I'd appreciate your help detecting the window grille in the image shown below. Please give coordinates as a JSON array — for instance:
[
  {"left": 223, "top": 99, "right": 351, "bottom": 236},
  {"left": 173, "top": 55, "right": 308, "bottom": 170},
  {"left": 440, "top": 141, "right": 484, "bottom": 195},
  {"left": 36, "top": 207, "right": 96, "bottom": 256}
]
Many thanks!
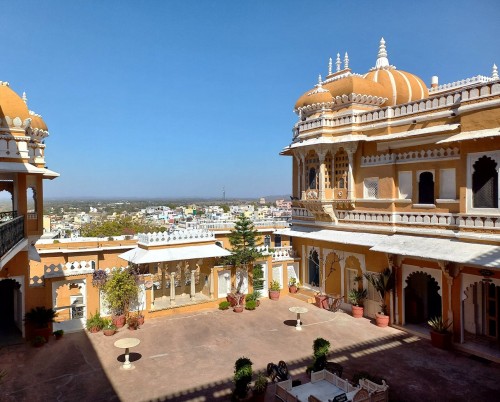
[{"left": 364, "top": 178, "right": 379, "bottom": 199}]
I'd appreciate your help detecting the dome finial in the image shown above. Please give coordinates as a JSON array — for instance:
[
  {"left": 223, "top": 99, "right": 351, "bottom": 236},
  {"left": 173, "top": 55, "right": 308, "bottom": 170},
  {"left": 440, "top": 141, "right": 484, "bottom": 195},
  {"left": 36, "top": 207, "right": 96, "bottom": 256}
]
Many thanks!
[
  {"left": 22, "top": 91, "right": 28, "bottom": 105},
  {"left": 375, "top": 37, "right": 389, "bottom": 69},
  {"left": 493, "top": 63, "right": 499, "bottom": 80},
  {"left": 328, "top": 57, "right": 333, "bottom": 75},
  {"left": 344, "top": 52, "right": 349, "bottom": 69},
  {"left": 317, "top": 74, "right": 323, "bottom": 87},
  {"left": 336, "top": 53, "right": 341, "bottom": 72}
]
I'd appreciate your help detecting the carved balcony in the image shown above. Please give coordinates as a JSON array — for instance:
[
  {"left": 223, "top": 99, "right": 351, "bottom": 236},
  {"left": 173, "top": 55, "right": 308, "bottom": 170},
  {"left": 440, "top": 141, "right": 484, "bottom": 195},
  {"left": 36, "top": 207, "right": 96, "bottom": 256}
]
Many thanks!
[
  {"left": 0, "top": 212, "right": 25, "bottom": 258},
  {"left": 299, "top": 191, "right": 355, "bottom": 222}
]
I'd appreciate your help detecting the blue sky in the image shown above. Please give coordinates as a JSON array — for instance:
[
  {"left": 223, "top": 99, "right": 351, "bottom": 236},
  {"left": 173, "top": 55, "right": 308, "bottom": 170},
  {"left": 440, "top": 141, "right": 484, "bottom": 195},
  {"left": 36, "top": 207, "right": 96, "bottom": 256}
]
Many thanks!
[{"left": 2, "top": 0, "right": 499, "bottom": 199}]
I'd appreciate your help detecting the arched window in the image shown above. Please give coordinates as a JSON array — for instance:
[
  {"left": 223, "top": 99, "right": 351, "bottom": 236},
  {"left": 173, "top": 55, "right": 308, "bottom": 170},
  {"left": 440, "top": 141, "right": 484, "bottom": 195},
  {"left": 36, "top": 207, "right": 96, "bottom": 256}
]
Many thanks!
[
  {"left": 308, "top": 168, "right": 317, "bottom": 190},
  {"left": 418, "top": 172, "right": 434, "bottom": 204},
  {"left": 274, "top": 234, "right": 282, "bottom": 248},
  {"left": 473, "top": 156, "right": 498, "bottom": 208},
  {"left": 264, "top": 235, "right": 271, "bottom": 248}
]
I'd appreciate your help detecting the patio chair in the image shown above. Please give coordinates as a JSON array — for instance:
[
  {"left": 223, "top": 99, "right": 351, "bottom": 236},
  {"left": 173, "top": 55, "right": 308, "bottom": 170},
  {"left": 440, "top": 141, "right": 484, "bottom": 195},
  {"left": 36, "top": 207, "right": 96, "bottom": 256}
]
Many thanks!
[{"left": 267, "top": 360, "right": 290, "bottom": 382}]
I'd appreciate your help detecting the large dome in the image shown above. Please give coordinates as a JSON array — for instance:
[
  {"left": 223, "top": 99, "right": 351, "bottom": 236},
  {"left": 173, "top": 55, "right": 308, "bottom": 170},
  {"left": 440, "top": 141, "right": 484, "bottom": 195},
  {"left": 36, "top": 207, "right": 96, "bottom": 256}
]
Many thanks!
[
  {"left": 0, "top": 82, "right": 30, "bottom": 122},
  {"left": 323, "top": 75, "right": 388, "bottom": 101}
]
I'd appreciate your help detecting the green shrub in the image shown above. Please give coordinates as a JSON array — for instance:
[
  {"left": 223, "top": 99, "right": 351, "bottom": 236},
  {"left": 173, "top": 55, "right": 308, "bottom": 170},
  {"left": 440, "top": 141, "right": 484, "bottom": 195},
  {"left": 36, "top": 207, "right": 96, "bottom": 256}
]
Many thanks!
[
  {"left": 219, "top": 301, "right": 231, "bottom": 310},
  {"left": 312, "top": 337, "right": 331, "bottom": 372},
  {"left": 245, "top": 300, "right": 256, "bottom": 310},
  {"left": 233, "top": 357, "right": 253, "bottom": 400},
  {"left": 270, "top": 280, "right": 281, "bottom": 291},
  {"left": 86, "top": 311, "right": 105, "bottom": 331}
]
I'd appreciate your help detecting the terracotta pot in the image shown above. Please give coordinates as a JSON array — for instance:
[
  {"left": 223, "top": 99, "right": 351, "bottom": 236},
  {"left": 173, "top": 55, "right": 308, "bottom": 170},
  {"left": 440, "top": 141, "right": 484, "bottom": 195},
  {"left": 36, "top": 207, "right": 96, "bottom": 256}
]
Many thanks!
[
  {"left": 351, "top": 305, "right": 364, "bottom": 318},
  {"left": 89, "top": 327, "right": 101, "bottom": 333},
  {"left": 233, "top": 305, "right": 244, "bottom": 313},
  {"left": 138, "top": 316, "right": 145, "bottom": 326},
  {"left": 34, "top": 327, "right": 52, "bottom": 342},
  {"left": 289, "top": 285, "right": 298, "bottom": 294},
  {"left": 375, "top": 312, "right": 390, "bottom": 327},
  {"left": 103, "top": 329, "right": 116, "bottom": 336},
  {"left": 269, "top": 290, "right": 280, "bottom": 301},
  {"left": 128, "top": 325, "right": 138, "bottom": 331},
  {"left": 256, "top": 300, "right": 260, "bottom": 307},
  {"left": 430, "top": 330, "right": 452, "bottom": 350},
  {"left": 112, "top": 315, "right": 126, "bottom": 328},
  {"left": 315, "top": 295, "right": 328, "bottom": 309}
]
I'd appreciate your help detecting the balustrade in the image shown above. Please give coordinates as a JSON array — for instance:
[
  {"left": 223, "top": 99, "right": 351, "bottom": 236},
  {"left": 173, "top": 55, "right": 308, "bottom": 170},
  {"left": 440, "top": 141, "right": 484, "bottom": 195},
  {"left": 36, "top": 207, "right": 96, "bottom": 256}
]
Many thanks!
[{"left": 0, "top": 215, "right": 24, "bottom": 258}]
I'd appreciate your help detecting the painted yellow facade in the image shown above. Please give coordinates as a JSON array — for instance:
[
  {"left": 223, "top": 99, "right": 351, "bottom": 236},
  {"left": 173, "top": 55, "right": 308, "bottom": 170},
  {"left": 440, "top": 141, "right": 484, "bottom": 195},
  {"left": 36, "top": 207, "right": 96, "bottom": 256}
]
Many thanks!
[{"left": 280, "top": 38, "right": 500, "bottom": 359}]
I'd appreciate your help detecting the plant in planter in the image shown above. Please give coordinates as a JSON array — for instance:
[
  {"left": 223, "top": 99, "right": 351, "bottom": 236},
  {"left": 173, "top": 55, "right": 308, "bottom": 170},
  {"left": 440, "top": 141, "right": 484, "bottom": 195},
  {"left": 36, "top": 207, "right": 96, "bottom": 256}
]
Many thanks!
[
  {"left": 31, "top": 335, "right": 46, "bottom": 348},
  {"left": 288, "top": 277, "right": 299, "bottom": 294},
  {"left": 269, "top": 280, "right": 281, "bottom": 300},
  {"left": 24, "top": 306, "right": 58, "bottom": 342},
  {"left": 102, "top": 319, "right": 117, "bottom": 336},
  {"left": 363, "top": 268, "right": 395, "bottom": 327},
  {"left": 306, "top": 337, "right": 331, "bottom": 375},
  {"left": 252, "top": 373, "right": 268, "bottom": 401},
  {"left": 245, "top": 300, "right": 256, "bottom": 310},
  {"left": 102, "top": 267, "right": 140, "bottom": 327},
  {"left": 219, "top": 301, "right": 231, "bottom": 310},
  {"left": 53, "top": 329, "right": 64, "bottom": 340},
  {"left": 347, "top": 276, "right": 367, "bottom": 318},
  {"left": 127, "top": 315, "right": 140, "bottom": 330},
  {"left": 232, "top": 356, "right": 253, "bottom": 401},
  {"left": 86, "top": 311, "right": 105, "bottom": 333},
  {"left": 428, "top": 316, "right": 452, "bottom": 350},
  {"left": 245, "top": 290, "right": 261, "bottom": 307}
]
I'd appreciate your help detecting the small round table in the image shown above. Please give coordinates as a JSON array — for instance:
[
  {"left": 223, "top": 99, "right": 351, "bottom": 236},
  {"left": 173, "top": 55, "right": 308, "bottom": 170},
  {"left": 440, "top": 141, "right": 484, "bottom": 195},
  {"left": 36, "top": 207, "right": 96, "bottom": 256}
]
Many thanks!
[
  {"left": 289, "top": 306, "right": 308, "bottom": 330},
  {"left": 114, "top": 337, "right": 140, "bottom": 370}
]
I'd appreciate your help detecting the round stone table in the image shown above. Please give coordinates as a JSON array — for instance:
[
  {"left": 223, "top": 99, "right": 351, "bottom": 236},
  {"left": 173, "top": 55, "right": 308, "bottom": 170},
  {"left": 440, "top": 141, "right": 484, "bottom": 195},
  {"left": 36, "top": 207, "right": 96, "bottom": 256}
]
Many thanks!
[
  {"left": 289, "top": 306, "right": 308, "bottom": 330},
  {"left": 114, "top": 337, "right": 140, "bottom": 370}
]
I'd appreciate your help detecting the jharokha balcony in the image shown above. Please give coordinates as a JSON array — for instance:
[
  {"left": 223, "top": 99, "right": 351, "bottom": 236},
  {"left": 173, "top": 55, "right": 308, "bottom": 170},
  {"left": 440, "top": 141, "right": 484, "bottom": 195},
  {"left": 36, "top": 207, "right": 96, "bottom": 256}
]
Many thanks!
[{"left": 0, "top": 211, "right": 25, "bottom": 259}]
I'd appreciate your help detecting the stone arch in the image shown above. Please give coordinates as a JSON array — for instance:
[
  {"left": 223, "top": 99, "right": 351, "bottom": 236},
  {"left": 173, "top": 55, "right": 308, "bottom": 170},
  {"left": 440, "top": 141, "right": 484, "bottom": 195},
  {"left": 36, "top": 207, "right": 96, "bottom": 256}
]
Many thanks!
[
  {"left": 0, "top": 275, "right": 25, "bottom": 338},
  {"left": 463, "top": 280, "right": 500, "bottom": 340},
  {"left": 324, "top": 251, "right": 342, "bottom": 295},
  {"left": 404, "top": 271, "right": 442, "bottom": 324},
  {"left": 0, "top": 181, "right": 14, "bottom": 211},
  {"left": 26, "top": 186, "right": 36, "bottom": 213},
  {"left": 52, "top": 279, "right": 87, "bottom": 332},
  {"left": 308, "top": 248, "right": 320, "bottom": 287}
]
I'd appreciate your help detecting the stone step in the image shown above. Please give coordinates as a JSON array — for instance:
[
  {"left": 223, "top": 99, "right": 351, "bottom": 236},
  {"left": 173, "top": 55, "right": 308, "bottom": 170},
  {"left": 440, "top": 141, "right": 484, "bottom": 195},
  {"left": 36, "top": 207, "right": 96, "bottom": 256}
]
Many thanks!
[{"left": 288, "top": 288, "right": 316, "bottom": 304}]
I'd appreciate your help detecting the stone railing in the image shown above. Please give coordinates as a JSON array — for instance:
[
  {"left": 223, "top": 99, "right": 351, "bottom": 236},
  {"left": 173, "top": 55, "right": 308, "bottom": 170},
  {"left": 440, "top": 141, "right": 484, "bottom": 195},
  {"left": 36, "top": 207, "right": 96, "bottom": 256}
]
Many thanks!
[
  {"left": 337, "top": 210, "right": 500, "bottom": 229},
  {"left": 361, "top": 147, "right": 460, "bottom": 167},
  {"left": 272, "top": 246, "right": 296, "bottom": 260},
  {"left": 138, "top": 229, "right": 215, "bottom": 245},
  {"left": 198, "top": 220, "right": 289, "bottom": 231},
  {"left": 429, "top": 75, "right": 495, "bottom": 93},
  {"left": 44, "top": 260, "right": 96, "bottom": 278},
  {"left": 295, "top": 80, "right": 500, "bottom": 135},
  {"left": 27, "top": 212, "right": 38, "bottom": 220},
  {"left": 292, "top": 207, "right": 314, "bottom": 218}
]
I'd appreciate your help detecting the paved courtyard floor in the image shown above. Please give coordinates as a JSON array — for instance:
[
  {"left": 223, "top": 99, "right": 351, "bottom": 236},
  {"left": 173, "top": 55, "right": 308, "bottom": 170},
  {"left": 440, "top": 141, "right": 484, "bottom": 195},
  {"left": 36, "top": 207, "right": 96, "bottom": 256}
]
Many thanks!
[{"left": 1, "top": 296, "right": 499, "bottom": 401}]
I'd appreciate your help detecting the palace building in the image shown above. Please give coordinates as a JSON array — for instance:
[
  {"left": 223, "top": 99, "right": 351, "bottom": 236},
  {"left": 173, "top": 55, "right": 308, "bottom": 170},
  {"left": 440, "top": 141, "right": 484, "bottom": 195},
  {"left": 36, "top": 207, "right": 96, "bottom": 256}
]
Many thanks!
[
  {"left": 0, "top": 80, "right": 59, "bottom": 338},
  {"left": 279, "top": 38, "right": 500, "bottom": 360}
]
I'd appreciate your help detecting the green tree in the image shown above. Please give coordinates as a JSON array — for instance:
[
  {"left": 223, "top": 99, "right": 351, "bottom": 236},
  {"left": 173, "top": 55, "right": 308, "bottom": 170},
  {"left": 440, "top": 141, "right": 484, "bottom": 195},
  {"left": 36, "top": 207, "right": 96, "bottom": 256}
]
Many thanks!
[
  {"left": 102, "top": 268, "right": 139, "bottom": 316},
  {"left": 81, "top": 217, "right": 167, "bottom": 237},
  {"left": 220, "top": 204, "right": 230, "bottom": 213},
  {"left": 224, "top": 215, "right": 263, "bottom": 289}
]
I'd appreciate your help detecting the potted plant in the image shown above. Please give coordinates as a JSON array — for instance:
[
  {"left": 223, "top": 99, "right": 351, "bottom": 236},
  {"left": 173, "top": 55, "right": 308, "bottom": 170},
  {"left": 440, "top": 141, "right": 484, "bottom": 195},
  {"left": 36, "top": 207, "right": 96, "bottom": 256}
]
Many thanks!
[
  {"left": 245, "top": 300, "right": 256, "bottom": 310},
  {"left": 86, "top": 311, "right": 104, "bottom": 333},
  {"left": 53, "top": 329, "right": 64, "bottom": 340},
  {"left": 219, "top": 301, "right": 231, "bottom": 310},
  {"left": 232, "top": 356, "right": 253, "bottom": 401},
  {"left": 252, "top": 373, "right": 268, "bottom": 401},
  {"left": 31, "top": 335, "right": 46, "bottom": 348},
  {"left": 364, "top": 268, "right": 395, "bottom": 327},
  {"left": 245, "top": 290, "right": 261, "bottom": 307},
  {"left": 347, "top": 275, "right": 367, "bottom": 318},
  {"left": 269, "top": 280, "right": 281, "bottom": 301},
  {"left": 127, "top": 315, "right": 140, "bottom": 330},
  {"left": 306, "top": 337, "right": 331, "bottom": 375},
  {"left": 102, "top": 267, "right": 140, "bottom": 328},
  {"left": 428, "top": 316, "right": 452, "bottom": 350},
  {"left": 137, "top": 311, "right": 145, "bottom": 326},
  {"left": 288, "top": 277, "right": 299, "bottom": 294},
  {"left": 102, "top": 319, "right": 117, "bottom": 336},
  {"left": 24, "top": 306, "right": 57, "bottom": 342}
]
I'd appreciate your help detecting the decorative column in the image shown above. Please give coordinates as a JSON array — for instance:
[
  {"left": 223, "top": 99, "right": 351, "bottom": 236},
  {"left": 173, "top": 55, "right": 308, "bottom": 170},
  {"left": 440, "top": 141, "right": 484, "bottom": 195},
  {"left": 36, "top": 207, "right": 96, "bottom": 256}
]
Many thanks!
[
  {"left": 345, "top": 143, "right": 358, "bottom": 200},
  {"left": 317, "top": 147, "right": 327, "bottom": 200},
  {"left": 301, "top": 244, "right": 306, "bottom": 286},
  {"left": 209, "top": 267, "right": 215, "bottom": 299},
  {"left": 300, "top": 152, "right": 306, "bottom": 199},
  {"left": 170, "top": 272, "right": 176, "bottom": 306},
  {"left": 161, "top": 262, "right": 167, "bottom": 299},
  {"left": 387, "top": 254, "right": 399, "bottom": 324},
  {"left": 293, "top": 153, "right": 301, "bottom": 198},
  {"left": 190, "top": 270, "right": 196, "bottom": 300}
]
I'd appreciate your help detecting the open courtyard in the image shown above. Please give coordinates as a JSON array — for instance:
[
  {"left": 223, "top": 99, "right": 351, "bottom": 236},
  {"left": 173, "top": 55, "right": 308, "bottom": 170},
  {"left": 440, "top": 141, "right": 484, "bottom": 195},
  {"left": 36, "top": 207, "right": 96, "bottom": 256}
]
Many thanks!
[{"left": 1, "top": 296, "right": 499, "bottom": 401}]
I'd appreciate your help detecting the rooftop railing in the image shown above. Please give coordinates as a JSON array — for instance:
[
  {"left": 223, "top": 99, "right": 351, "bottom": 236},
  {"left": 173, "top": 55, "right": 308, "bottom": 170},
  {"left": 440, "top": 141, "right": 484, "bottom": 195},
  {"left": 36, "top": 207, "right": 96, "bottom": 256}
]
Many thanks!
[{"left": 0, "top": 212, "right": 25, "bottom": 258}]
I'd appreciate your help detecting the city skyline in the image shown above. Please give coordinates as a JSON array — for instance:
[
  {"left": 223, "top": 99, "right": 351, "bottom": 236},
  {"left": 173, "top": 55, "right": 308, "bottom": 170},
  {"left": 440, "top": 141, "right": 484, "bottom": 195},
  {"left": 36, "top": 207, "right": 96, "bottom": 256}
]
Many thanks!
[{"left": 1, "top": 0, "right": 499, "bottom": 199}]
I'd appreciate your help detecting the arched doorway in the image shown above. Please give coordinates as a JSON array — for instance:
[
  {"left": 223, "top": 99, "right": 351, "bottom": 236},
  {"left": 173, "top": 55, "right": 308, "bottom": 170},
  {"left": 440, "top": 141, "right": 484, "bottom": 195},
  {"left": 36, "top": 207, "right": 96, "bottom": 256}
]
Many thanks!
[
  {"left": 404, "top": 272, "right": 441, "bottom": 324},
  {"left": 463, "top": 281, "right": 500, "bottom": 342},
  {"left": 308, "top": 250, "right": 320, "bottom": 287},
  {"left": 0, "top": 278, "right": 23, "bottom": 344}
]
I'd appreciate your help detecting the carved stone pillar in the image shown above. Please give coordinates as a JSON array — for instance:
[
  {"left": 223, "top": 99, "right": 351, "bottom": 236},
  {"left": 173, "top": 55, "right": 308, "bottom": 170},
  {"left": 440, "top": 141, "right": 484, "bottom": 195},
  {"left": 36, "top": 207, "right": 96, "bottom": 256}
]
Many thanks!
[
  {"left": 210, "top": 267, "right": 215, "bottom": 299},
  {"left": 317, "top": 147, "right": 327, "bottom": 201},
  {"left": 190, "top": 270, "right": 196, "bottom": 300},
  {"left": 387, "top": 254, "right": 399, "bottom": 324},
  {"left": 293, "top": 153, "right": 301, "bottom": 198},
  {"left": 345, "top": 144, "right": 358, "bottom": 200},
  {"left": 170, "top": 272, "right": 176, "bottom": 305},
  {"left": 161, "top": 262, "right": 167, "bottom": 299},
  {"left": 300, "top": 153, "right": 306, "bottom": 199}
]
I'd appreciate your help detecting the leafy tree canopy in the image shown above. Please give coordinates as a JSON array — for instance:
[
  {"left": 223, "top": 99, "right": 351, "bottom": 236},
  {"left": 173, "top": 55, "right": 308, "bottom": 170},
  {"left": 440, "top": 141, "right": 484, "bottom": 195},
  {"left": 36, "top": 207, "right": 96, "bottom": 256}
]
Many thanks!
[{"left": 81, "top": 217, "right": 167, "bottom": 237}]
